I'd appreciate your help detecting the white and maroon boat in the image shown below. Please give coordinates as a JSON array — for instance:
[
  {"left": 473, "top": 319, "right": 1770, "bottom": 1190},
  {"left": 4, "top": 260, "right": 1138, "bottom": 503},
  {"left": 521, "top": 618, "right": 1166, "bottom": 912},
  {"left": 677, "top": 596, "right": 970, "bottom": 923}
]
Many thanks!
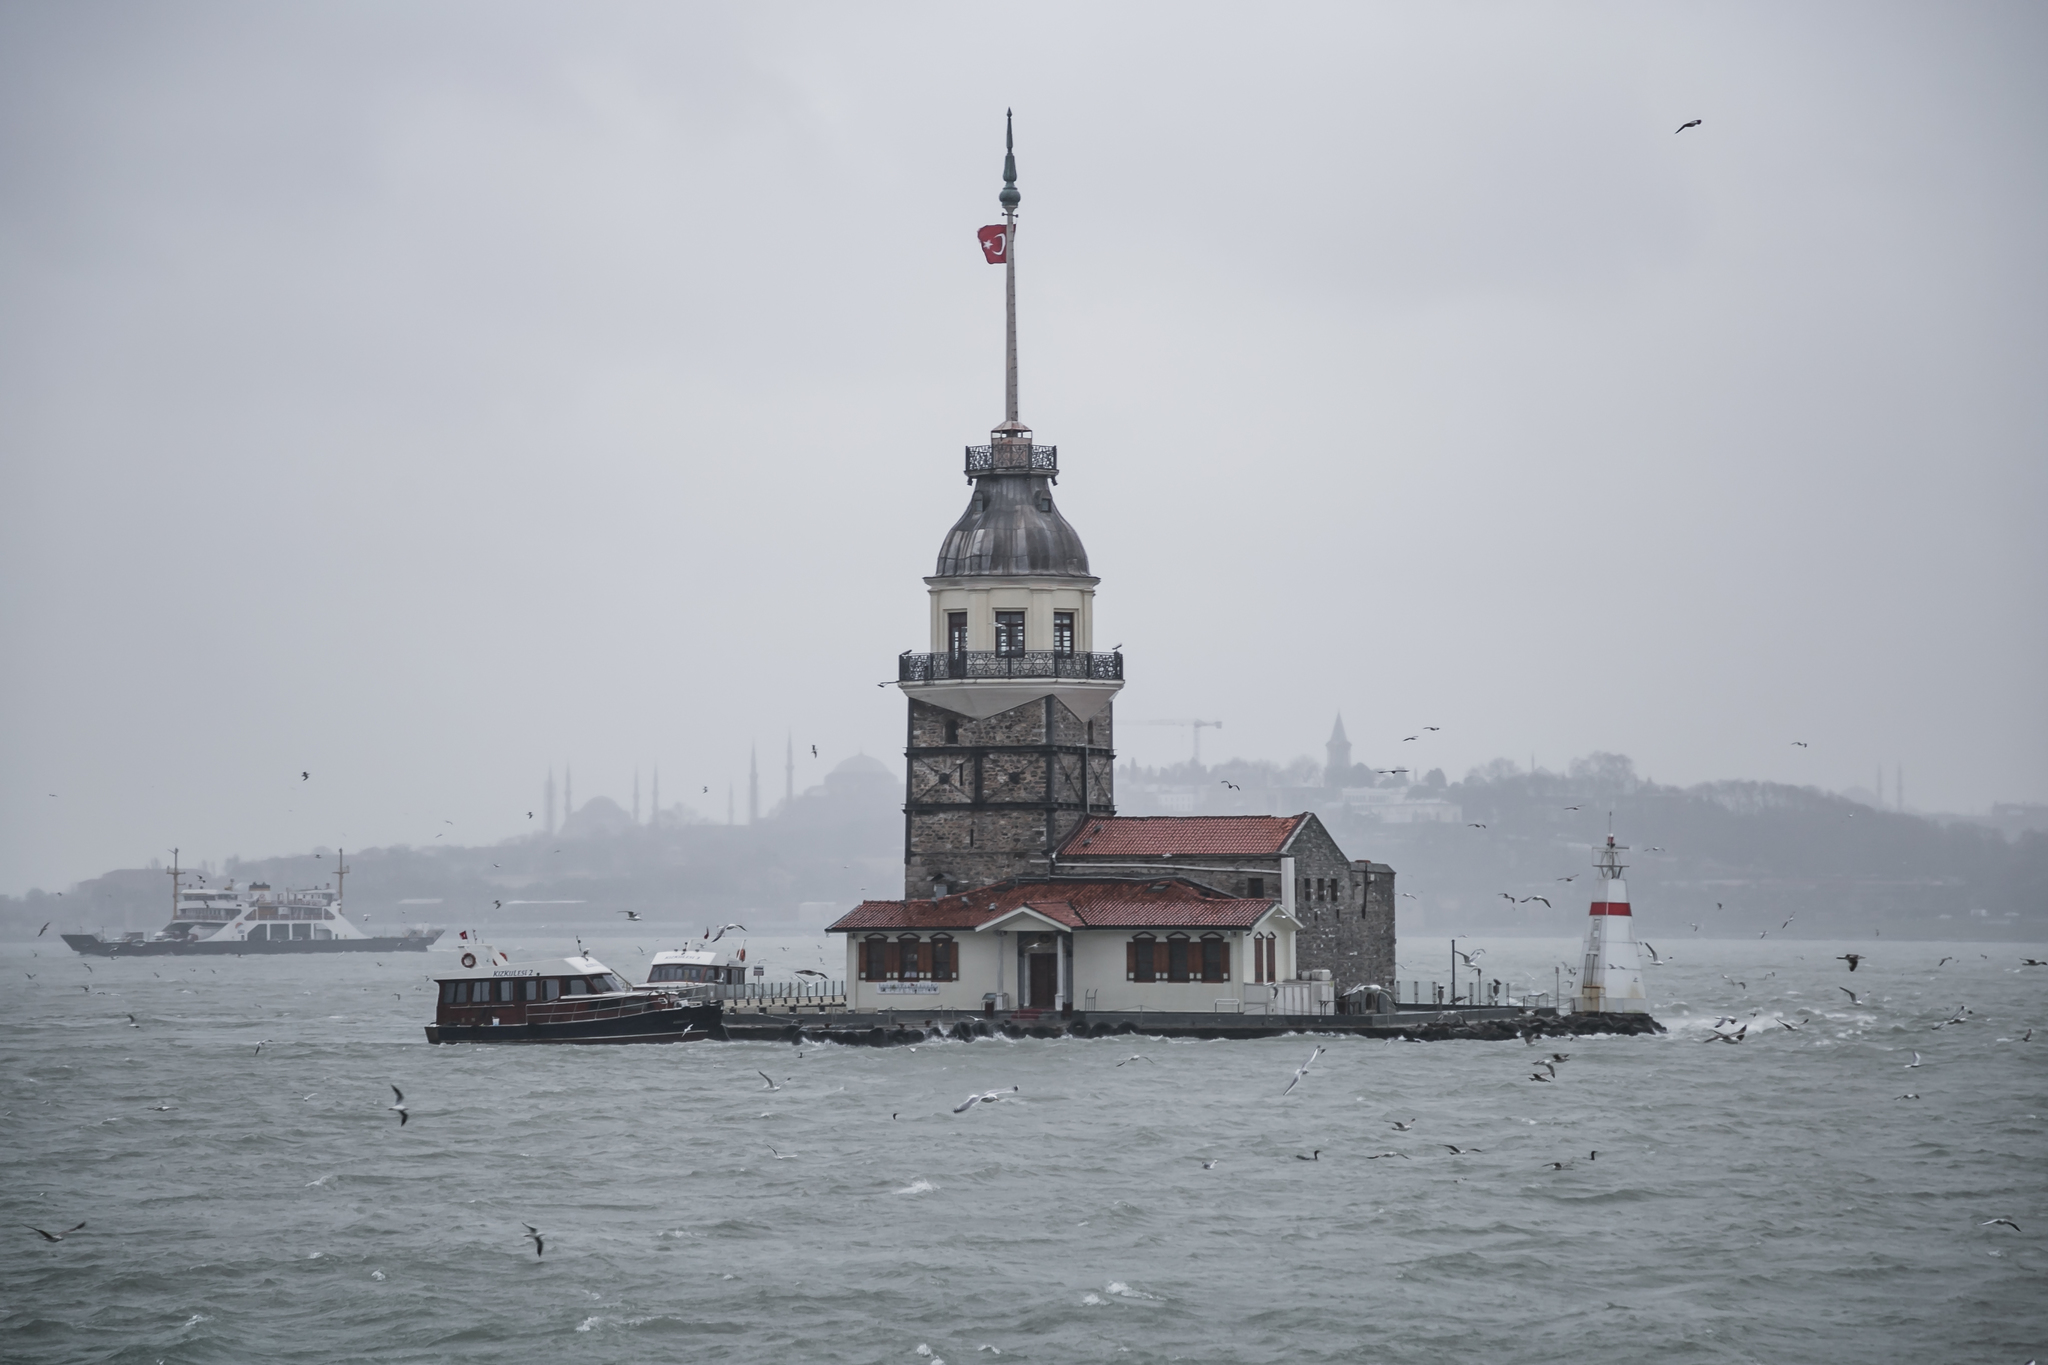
[{"left": 425, "top": 935, "right": 720, "bottom": 1045}]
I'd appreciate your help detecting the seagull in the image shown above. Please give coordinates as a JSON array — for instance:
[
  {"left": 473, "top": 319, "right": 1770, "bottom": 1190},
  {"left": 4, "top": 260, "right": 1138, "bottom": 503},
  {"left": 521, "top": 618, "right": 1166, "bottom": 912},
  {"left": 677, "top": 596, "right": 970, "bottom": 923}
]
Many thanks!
[
  {"left": 757, "top": 1072, "right": 782, "bottom": 1092},
  {"left": 37, "top": 922, "right": 49, "bottom": 937},
  {"left": 1221, "top": 780, "right": 1239, "bottom": 790},
  {"left": 1115, "top": 1055, "right": 1153, "bottom": 1066},
  {"left": 1838, "top": 953, "right": 1863, "bottom": 971},
  {"left": 1675, "top": 118, "right": 1702, "bottom": 133},
  {"left": 25, "top": 1222, "right": 86, "bottom": 1242},
  {"left": 523, "top": 1224, "right": 544, "bottom": 1257},
  {"left": 1529, "top": 1071, "right": 1554, "bottom": 1082},
  {"left": 1200, "top": 1160, "right": 1220, "bottom": 1170},
  {"left": 794, "top": 969, "right": 827, "bottom": 979},
  {"left": 1400, "top": 892, "right": 1418, "bottom": 899},
  {"left": 1895, "top": 1093, "right": 1920, "bottom": 1100},
  {"left": 1442, "top": 1144, "right": 1481, "bottom": 1154},
  {"left": 1839, "top": 987, "right": 1861, "bottom": 1005},
  {"left": 1979, "top": 1218, "right": 2021, "bottom": 1231},
  {"left": 1557, "top": 875, "right": 1578, "bottom": 883},
  {"left": 1389, "top": 1120, "right": 1415, "bottom": 1131},
  {"left": 707, "top": 923, "right": 748, "bottom": 942},
  {"left": 1282, "top": 1046, "right": 1325, "bottom": 1096},
  {"left": 1544, "top": 1161, "right": 1572, "bottom": 1170},
  {"left": 1704, "top": 1025, "right": 1747, "bottom": 1044},
  {"left": 1453, "top": 948, "right": 1484, "bottom": 967},
  {"left": 301, "top": 771, "right": 309, "bottom": 780},
  {"left": 493, "top": 900, "right": 502, "bottom": 910},
  {"left": 1791, "top": 741, "right": 1808, "bottom": 748},
  {"left": 1294, "top": 1150, "right": 1321, "bottom": 1161},
  {"left": 385, "top": 1086, "right": 411, "bottom": 1125},
  {"left": 1467, "top": 823, "right": 1488, "bottom": 829},
  {"left": 1550, "top": 1053, "right": 1571, "bottom": 1063},
  {"left": 1903, "top": 1051, "right": 1925, "bottom": 1068},
  {"left": 811, "top": 745, "right": 818, "bottom": 758},
  {"left": 1521, "top": 896, "right": 1551, "bottom": 908},
  {"left": 1403, "top": 735, "right": 1419, "bottom": 742},
  {"left": 1424, "top": 726, "right": 1441, "bottom": 732},
  {"left": 1498, "top": 893, "right": 1517, "bottom": 902},
  {"left": 1642, "top": 942, "right": 1663, "bottom": 965},
  {"left": 2021, "top": 959, "right": 2045, "bottom": 967},
  {"left": 1778, "top": 1018, "right": 1805, "bottom": 1031},
  {"left": 952, "top": 1086, "right": 1018, "bottom": 1113},
  {"left": 1364, "top": 1151, "right": 1409, "bottom": 1160},
  {"left": 1563, "top": 806, "right": 1581, "bottom": 812},
  {"left": 125, "top": 1014, "right": 139, "bottom": 1028},
  {"left": 619, "top": 911, "right": 642, "bottom": 921}
]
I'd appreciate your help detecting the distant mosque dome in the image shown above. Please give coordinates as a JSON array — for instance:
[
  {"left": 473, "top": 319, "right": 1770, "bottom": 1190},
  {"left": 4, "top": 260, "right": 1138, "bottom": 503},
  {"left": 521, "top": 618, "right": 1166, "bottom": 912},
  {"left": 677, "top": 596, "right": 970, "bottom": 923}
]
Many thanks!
[
  {"left": 826, "top": 753, "right": 895, "bottom": 791},
  {"left": 561, "top": 794, "right": 635, "bottom": 837}
]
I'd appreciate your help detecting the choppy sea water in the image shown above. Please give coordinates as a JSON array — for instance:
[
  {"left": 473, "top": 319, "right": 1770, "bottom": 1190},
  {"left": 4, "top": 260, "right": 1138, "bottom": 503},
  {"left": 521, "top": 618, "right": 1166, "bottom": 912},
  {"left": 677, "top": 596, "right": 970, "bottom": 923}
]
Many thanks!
[{"left": 3, "top": 933, "right": 2043, "bottom": 1365}]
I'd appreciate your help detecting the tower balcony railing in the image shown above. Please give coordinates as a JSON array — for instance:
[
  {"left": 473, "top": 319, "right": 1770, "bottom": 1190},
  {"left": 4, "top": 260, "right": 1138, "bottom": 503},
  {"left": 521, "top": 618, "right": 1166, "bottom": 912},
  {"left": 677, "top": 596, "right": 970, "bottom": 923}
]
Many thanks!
[
  {"left": 899, "top": 650, "right": 1123, "bottom": 683},
  {"left": 964, "top": 443, "right": 1058, "bottom": 477}
]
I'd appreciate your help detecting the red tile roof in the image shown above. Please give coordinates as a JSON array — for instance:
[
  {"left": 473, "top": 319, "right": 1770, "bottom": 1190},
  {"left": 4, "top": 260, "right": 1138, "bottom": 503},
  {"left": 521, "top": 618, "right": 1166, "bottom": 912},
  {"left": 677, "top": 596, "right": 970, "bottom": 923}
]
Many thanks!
[
  {"left": 1056, "top": 815, "right": 1306, "bottom": 858},
  {"left": 827, "top": 877, "right": 1280, "bottom": 933}
]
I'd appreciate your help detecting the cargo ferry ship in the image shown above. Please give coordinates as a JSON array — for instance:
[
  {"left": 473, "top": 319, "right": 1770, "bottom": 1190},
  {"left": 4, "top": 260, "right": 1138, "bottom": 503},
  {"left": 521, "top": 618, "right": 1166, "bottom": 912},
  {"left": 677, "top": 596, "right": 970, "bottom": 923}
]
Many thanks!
[{"left": 63, "top": 849, "right": 440, "bottom": 957}]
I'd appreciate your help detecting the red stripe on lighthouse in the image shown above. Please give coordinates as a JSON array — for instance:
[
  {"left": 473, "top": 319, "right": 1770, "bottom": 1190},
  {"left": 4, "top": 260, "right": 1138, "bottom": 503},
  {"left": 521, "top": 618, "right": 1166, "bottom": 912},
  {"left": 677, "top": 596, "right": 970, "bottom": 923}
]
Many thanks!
[{"left": 1588, "top": 902, "right": 1632, "bottom": 916}]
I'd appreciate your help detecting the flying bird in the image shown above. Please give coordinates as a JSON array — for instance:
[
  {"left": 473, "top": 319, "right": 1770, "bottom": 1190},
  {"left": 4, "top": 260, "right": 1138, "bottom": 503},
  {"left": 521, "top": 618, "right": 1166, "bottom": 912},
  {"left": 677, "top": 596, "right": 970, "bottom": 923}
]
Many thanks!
[
  {"left": 811, "top": 745, "right": 818, "bottom": 757},
  {"left": 1423, "top": 726, "right": 1440, "bottom": 731},
  {"left": 758, "top": 1072, "right": 782, "bottom": 1092},
  {"left": 389, "top": 1085, "right": 409, "bottom": 1125},
  {"left": 1400, "top": 892, "right": 1418, "bottom": 899},
  {"left": 707, "top": 923, "right": 748, "bottom": 942},
  {"left": 1791, "top": 741, "right": 1809, "bottom": 748},
  {"left": 2021, "top": 959, "right": 2045, "bottom": 967},
  {"left": 1704, "top": 1025, "right": 1747, "bottom": 1044},
  {"left": 25, "top": 1222, "right": 86, "bottom": 1242},
  {"left": 1282, "top": 1046, "right": 1325, "bottom": 1096},
  {"left": 301, "top": 772, "right": 309, "bottom": 780},
  {"left": 1521, "top": 896, "right": 1552, "bottom": 908},
  {"left": 1201, "top": 1160, "right": 1220, "bottom": 1170},
  {"left": 1838, "top": 986, "right": 1861, "bottom": 1005},
  {"left": 1442, "top": 1144, "right": 1481, "bottom": 1155},
  {"left": 523, "top": 1224, "right": 544, "bottom": 1257},
  {"left": 952, "top": 1086, "right": 1018, "bottom": 1114},
  {"left": 1402, "top": 735, "right": 1418, "bottom": 742},
  {"left": 1389, "top": 1120, "right": 1415, "bottom": 1131},
  {"left": 1838, "top": 953, "right": 1863, "bottom": 971},
  {"left": 794, "top": 969, "right": 827, "bottom": 979},
  {"left": 1904, "top": 1052, "right": 1923, "bottom": 1068},
  {"left": 1979, "top": 1218, "right": 2021, "bottom": 1231},
  {"left": 1563, "top": 806, "right": 1581, "bottom": 812},
  {"left": 619, "top": 911, "right": 642, "bottom": 921},
  {"left": 1115, "top": 1055, "right": 1153, "bottom": 1066},
  {"left": 1529, "top": 1071, "right": 1554, "bottom": 1082},
  {"left": 37, "top": 922, "right": 49, "bottom": 937},
  {"left": 1364, "top": 1151, "right": 1409, "bottom": 1160},
  {"left": 1467, "top": 823, "right": 1488, "bottom": 830},
  {"left": 1675, "top": 118, "right": 1702, "bottom": 133},
  {"left": 1220, "top": 780, "right": 1239, "bottom": 790}
]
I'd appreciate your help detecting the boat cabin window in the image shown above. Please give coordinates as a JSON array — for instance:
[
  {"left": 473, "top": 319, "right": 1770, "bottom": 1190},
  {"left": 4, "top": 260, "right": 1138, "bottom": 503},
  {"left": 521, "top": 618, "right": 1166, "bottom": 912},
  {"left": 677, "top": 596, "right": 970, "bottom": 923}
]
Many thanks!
[
  {"left": 543, "top": 978, "right": 560, "bottom": 1001},
  {"left": 521, "top": 979, "right": 539, "bottom": 1001},
  {"left": 440, "top": 981, "right": 459, "bottom": 1004},
  {"left": 567, "top": 977, "right": 589, "bottom": 995},
  {"left": 649, "top": 963, "right": 728, "bottom": 983},
  {"left": 592, "top": 974, "right": 628, "bottom": 993}
]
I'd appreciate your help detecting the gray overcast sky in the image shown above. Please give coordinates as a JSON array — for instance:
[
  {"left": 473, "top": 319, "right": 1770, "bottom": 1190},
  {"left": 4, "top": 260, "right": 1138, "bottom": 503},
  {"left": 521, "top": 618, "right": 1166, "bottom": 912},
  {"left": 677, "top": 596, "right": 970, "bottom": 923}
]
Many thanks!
[{"left": 2, "top": 3, "right": 2043, "bottom": 894}]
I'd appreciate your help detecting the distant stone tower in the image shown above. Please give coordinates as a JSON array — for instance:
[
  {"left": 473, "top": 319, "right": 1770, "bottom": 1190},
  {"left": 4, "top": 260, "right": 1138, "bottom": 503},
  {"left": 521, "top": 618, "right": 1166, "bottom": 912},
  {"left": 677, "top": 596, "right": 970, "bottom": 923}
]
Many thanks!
[
  {"left": 897, "top": 112, "right": 1121, "bottom": 899},
  {"left": 1325, "top": 715, "right": 1352, "bottom": 786}
]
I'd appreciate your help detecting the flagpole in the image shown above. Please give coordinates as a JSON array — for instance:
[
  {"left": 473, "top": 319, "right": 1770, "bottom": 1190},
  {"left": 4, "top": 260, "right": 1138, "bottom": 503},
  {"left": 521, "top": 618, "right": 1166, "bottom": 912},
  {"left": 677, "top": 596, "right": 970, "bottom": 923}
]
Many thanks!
[{"left": 1001, "top": 108, "right": 1020, "bottom": 425}]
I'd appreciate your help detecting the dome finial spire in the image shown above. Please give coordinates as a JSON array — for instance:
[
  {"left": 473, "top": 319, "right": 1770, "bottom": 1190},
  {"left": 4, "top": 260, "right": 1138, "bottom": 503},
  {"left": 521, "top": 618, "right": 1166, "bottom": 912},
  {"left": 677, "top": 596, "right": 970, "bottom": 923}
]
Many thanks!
[{"left": 999, "top": 110, "right": 1020, "bottom": 426}]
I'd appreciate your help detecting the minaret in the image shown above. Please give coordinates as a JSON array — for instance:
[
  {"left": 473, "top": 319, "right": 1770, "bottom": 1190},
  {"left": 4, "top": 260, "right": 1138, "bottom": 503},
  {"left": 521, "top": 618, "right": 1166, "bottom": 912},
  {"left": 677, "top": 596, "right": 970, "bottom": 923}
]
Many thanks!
[
  {"left": 1573, "top": 834, "right": 1650, "bottom": 1014},
  {"left": 544, "top": 767, "right": 557, "bottom": 835},
  {"left": 896, "top": 112, "right": 1121, "bottom": 899},
  {"left": 1325, "top": 715, "right": 1352, "bottom": 785},
  {"left": 748, "top": 745, "right": 759, "bottom": 824}
]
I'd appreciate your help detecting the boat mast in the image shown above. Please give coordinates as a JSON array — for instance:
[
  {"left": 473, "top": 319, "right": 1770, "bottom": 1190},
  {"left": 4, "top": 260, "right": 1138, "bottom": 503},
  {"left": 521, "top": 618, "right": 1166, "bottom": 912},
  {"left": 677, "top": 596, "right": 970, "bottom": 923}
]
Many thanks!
[
  {"left": 334, "top": 847, "right": 349, "bottom": 915},
  {"left": 166, "top": 847, "right": 183, "bottom": 921}
]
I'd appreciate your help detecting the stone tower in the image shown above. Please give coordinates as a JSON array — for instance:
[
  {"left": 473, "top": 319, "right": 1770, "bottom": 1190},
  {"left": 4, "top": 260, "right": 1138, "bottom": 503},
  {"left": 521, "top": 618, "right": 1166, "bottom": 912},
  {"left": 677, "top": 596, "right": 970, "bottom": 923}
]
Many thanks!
[
  {"left": 896, "top": 113, "right": 1121, "bottom": 899},
  {"left": 1325, "top": 715, "right": 1352, "bottom": 786}
]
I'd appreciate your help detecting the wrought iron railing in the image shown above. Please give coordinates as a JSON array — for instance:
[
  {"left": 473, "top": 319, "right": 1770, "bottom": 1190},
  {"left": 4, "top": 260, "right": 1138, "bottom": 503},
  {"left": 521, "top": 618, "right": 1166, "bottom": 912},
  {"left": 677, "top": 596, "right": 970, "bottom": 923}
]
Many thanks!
[
  {"left": 964, "top": 443, "right": 1058, "bottom": 477},
  {"left": 899, "top": 650, "right": 1123, "bottom": 683}
]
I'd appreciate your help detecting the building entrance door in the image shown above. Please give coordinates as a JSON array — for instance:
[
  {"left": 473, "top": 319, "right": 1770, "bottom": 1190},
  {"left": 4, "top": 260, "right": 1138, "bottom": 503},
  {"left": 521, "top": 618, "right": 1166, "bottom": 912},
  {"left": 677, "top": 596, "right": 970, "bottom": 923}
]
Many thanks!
[{"left": 1026, "top": 953, "right": 1058, "bottom": 1009}]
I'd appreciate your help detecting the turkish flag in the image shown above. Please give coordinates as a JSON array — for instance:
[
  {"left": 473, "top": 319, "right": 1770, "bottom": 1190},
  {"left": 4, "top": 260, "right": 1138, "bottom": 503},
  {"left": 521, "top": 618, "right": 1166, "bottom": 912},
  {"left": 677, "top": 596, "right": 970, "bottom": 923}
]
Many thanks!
[{"left": 977, "top": 224, "right": 1009, "bottom": 263}]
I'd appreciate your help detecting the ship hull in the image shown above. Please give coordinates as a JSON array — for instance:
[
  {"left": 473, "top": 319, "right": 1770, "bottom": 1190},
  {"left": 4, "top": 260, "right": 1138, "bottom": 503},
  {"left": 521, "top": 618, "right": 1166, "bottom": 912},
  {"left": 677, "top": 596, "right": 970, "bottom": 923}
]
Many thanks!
[
  {"left": 425, "top": 1003, "right": 721, "bottom": 1046},
  {"left": 63, "top": 932, "right": 442, "bottom": 957}
]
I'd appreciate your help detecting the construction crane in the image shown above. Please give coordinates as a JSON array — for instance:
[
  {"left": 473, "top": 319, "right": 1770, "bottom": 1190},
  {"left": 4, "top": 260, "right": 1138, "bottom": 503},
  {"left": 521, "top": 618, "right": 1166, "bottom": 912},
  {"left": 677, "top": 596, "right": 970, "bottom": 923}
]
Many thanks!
[{"left": 1133, "top": 719, "right": 1223, "bottom": 765}]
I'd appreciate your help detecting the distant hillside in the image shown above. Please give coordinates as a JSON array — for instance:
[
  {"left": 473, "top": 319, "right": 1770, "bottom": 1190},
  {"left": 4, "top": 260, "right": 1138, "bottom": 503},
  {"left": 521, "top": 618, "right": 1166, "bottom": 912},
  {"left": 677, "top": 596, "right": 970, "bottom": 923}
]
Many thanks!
[
  {"left": 8, "top": 751, "right": 2042, "bottom": 942},
  {"left": 1122, "top": 753, "right": 2047, "bottom": 940}
]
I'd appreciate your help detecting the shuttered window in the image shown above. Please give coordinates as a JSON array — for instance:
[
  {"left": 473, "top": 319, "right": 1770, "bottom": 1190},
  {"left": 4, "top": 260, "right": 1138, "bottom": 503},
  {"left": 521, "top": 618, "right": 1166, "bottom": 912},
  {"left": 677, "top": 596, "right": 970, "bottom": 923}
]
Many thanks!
[
  {"left": 862, "top": 935, "right": 890, "bottom": 982},
  {"left": 1128, "top": 934, "right": 1156, "bottom": 982},
  {"left": 1200, "top": 935, "right": 1229, "bottom": 983},
  {"left": 1166, "top": 935, "right": 1191, "bottom": 983},
  {"left": 899, "top": 935, "right": 926, "bottom": 979},
  {"left": 931, "top": 935, "right": 957, "bottom": 982}
]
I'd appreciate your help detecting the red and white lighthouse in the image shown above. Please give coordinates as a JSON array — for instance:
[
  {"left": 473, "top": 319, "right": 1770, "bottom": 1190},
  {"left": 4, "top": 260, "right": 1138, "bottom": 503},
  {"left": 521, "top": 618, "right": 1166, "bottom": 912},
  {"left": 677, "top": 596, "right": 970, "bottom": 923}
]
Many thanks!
[{"left": 1573, "top": 834, "right": 1649, "bottom": 1014}]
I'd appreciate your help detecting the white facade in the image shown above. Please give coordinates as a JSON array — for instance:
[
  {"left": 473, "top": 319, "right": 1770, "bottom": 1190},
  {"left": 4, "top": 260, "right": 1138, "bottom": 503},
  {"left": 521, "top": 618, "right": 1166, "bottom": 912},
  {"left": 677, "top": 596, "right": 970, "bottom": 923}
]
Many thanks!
[{"left": 838, "top": 906, "right": 1309, "bottom": 1014}]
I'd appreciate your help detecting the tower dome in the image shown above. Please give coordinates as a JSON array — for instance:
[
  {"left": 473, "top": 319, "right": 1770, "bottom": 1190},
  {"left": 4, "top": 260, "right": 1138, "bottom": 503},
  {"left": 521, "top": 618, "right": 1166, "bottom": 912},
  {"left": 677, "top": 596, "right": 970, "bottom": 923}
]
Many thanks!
[{"left": 934, "top": 425, "right": 1090, "bottom": 577}]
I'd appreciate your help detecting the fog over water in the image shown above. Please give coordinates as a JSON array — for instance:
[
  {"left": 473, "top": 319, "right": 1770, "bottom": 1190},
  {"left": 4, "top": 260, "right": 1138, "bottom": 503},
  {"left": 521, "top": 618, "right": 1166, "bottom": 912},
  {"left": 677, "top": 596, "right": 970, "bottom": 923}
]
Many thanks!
[
  {"left": 3, "top": 4, "right": 2046, "bottom": 896},
  {"left": 4, "top": 935, "right": 2043, "bottom": 1362}
]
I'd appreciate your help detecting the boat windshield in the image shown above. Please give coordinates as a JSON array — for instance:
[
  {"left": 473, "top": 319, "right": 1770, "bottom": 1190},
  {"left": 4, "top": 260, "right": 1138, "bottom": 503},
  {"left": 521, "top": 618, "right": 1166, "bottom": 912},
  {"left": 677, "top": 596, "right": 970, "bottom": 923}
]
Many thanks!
[{"left": 648, "top": 964, "right": 727, "bottom": 984}]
